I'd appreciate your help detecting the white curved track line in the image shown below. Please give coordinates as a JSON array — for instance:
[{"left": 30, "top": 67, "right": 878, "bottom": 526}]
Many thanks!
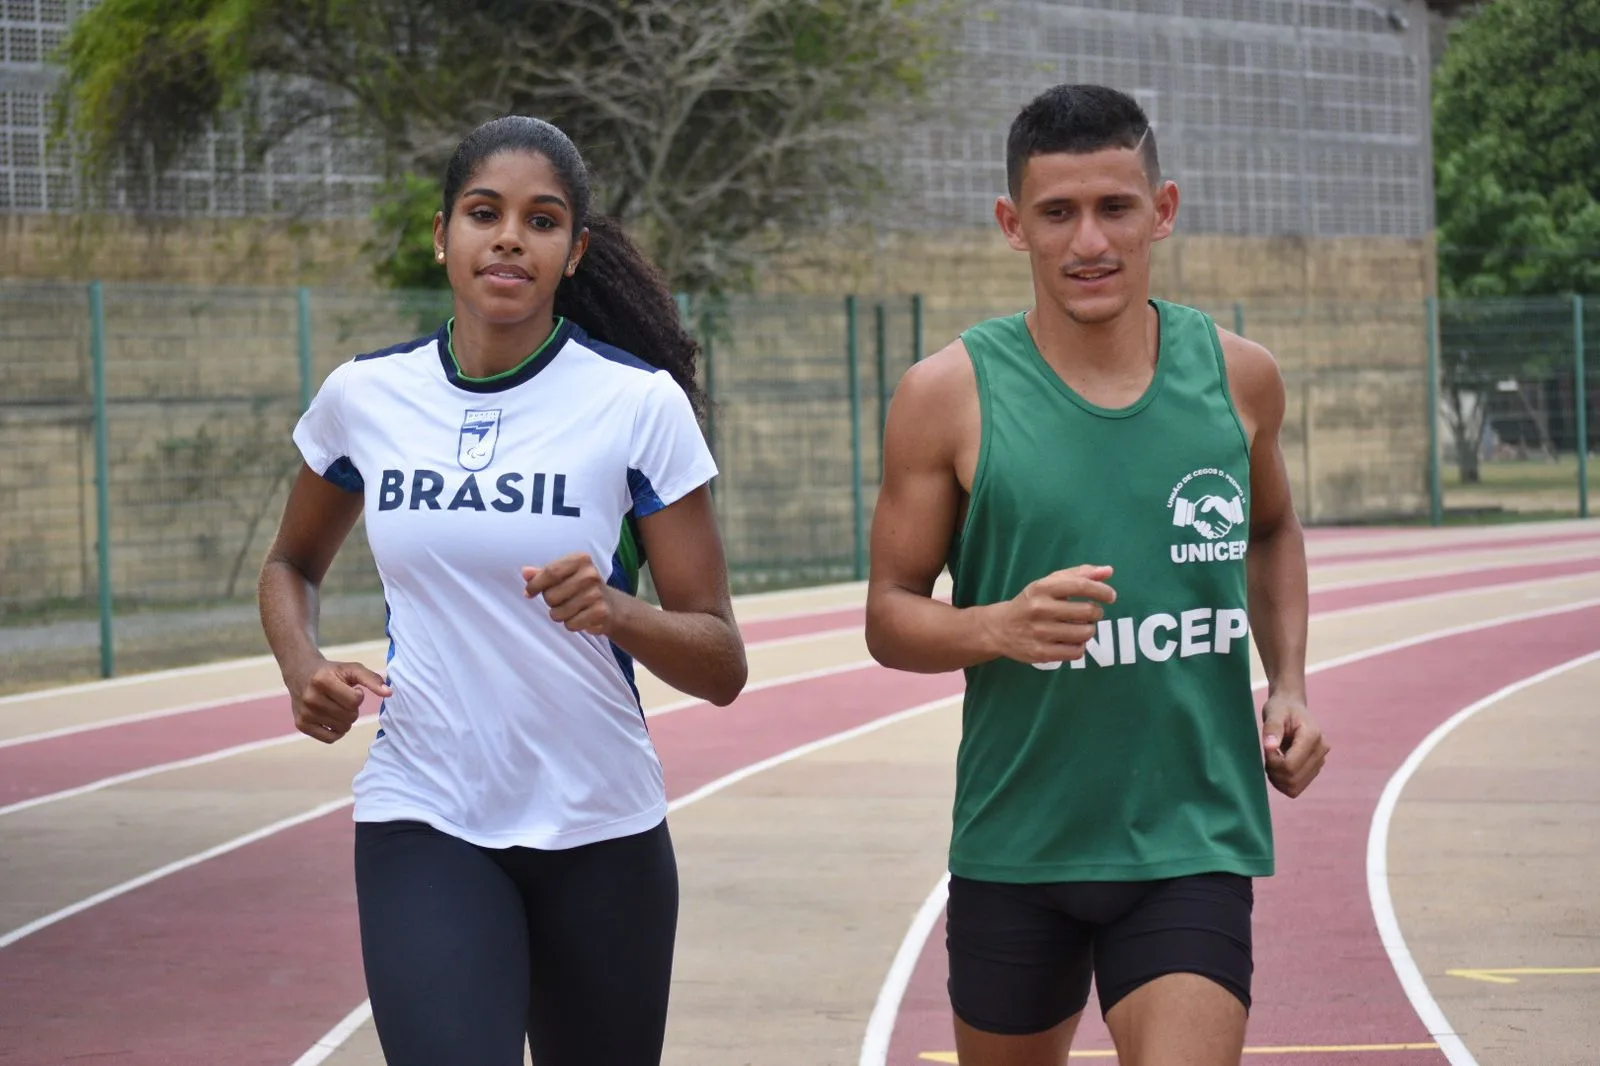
[
  {"left": 859, "top": 873, "right": 950, "bottom": 1066},
  {"left": 24, "top": 567, "right": 1596, "bottom": 819},
  {"left": 856, "top": 596, "right": 1600, "bottom": 1066},
  {"left": 0, "top": 577, "right": 888, "bottom": 710},
  {"left": 0, "top": 797, "right": 354, "bottom": 950},
  {"left": 0, "top": 689, "right": 285, "bottom": 750},
  {"left": 293, "top": 693, "right": 966, "bottom": 1066},
  {"left": 14, "top": 561, "right": 1594, "bottom": 753},
  {"left": 0, "top": 657, "right": 888, "bottom": 820},
  {"left": 1307, "top": 545, "right": 1600, "bottom": 593},
  {"left": 290, "top": 1001, "right": 374, "bottom": 1066},
  {"left": 0, "top": 620, "right": 871, "bottom": 750},
  {"left": 0, "top": 715, "right": 379, "bottom": 819},
  {"left": 1366, "top": 647, "right": 1600, "bottom": 1066}
]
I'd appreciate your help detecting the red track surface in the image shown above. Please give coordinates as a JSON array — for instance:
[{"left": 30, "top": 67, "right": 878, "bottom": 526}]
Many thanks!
[
  {"left": 1, "top": 537, "right": 1595, "bottom": 1064},
  {"left": 1308, "top": 528, "right": 1600, "bottom": 566},
  {"left": 8, "top": 553, "right": 1599, "bottom": 807},
  {"left": 885, "top": 604, "right": 1600, "bottom": 1065},
  {"left": 0, "top": 665, "right": 961, "bottom": 1064}
]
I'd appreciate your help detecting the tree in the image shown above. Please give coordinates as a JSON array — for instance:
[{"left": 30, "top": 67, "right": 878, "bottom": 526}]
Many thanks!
[
  {"left": 1432, "top": 0, "right": 1600, "bottom": 298},
  {"left": 54, "top": 0, "right": 954, "bottom": 293},
  {"left": 1430, "top": 0, "right": 1599, "bottom": 481}
]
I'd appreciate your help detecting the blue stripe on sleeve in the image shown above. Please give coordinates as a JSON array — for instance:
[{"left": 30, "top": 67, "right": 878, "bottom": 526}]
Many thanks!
[
  {"left": 322, "top": 456, "right": 364, "bottom": 493},
  {"left": 627, "top": 467, "right": 666, "bottom": 517}
]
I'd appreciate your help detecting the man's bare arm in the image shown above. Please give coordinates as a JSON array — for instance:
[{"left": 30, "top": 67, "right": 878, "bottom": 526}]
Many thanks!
[
  {"left": 1224, "top": 332, "right": 1327, "bottom": 797},
  {"left": 864, "top": 343, "right": 1114, "bottom": 673},
  {"left": 1226, "top": 334, "right": 1308, "bottom": 703}
]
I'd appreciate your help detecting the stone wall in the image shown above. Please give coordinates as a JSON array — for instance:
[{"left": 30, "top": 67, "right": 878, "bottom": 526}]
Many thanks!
[{"left": 0, "top": 217, "right": 1438, "bottom": 628}]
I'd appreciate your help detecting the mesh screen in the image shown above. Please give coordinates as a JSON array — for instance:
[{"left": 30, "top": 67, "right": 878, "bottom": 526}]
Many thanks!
[{"left": 2, "top": 0, "right": 1431, "bottom": 236}]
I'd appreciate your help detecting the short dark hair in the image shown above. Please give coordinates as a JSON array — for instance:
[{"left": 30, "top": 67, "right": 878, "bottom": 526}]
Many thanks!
[
  {"left": 1005, "top": 84, "right": 1161, "bottom": 199},
  {"left": 439, "top": 116, "right": 704, "bottom": 414}
]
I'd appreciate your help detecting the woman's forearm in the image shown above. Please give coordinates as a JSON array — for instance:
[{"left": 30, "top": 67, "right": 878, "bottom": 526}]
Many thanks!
[
  {"left": 606, "top": 593, "right": 747, "bottom": 706},
  {"left": 258, "top": 556, "right": 329, "bottom": 686}
]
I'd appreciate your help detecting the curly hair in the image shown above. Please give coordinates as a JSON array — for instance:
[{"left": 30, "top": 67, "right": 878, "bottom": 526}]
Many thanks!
[{"left": 440, "top": 116, "right": 704, "bottom": 415}]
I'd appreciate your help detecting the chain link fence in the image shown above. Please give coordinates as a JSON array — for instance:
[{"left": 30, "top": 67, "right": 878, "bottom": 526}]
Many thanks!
[{"left": 2, "top": 283, "right": 1594, "bottom": 691}]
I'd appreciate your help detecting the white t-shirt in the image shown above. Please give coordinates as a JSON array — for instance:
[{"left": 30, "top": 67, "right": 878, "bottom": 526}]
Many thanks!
[{"left": 293, "top": 319, "right": 717, "bottom": 849}]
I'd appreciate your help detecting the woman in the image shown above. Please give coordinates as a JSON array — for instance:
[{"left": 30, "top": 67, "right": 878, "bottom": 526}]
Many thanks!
[{"left": 257, "top": 115, "right": 747, "bottom": 1066}]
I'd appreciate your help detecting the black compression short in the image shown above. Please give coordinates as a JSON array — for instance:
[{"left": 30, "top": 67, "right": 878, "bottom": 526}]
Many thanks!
[
  {"left": 946, "top": 871, "right": 1254, "bottom": 1036},
  {"left": 354, "top": 817, "right": 678, "bottom": 1066}
]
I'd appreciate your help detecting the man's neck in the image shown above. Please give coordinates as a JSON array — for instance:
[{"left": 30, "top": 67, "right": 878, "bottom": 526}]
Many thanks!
[{"left": 1026, "top": 293, "right": 1157, "bottom": 378}]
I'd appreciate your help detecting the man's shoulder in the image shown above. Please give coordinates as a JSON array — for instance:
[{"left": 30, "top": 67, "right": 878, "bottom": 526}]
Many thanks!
[
  {"left": 1213, "top": 326, "right": 1281, "bottom": 384},
  {"left": 898, "top": 337, "right": 978, "bottom": 407},
  {"left": 1212, "top": 324, "right": 1284, "bottom": 432}
]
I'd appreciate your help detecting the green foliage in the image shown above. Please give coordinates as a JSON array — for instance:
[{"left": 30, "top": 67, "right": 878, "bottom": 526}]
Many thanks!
[
  {"left": 1436, "top": 139, "right": 1600, "bottom": 298},
  {"left": 54, "top": 0, "right": 956, "bottom": 293},
  {"left": 53, "top": 0, "right": 260, "bottom": 179},
  {"left": 367, "top": 173, "right": 448, "bottom": 291},
  {"left": 1432, "top": 0, "right": 1600, "bottom": 296}
]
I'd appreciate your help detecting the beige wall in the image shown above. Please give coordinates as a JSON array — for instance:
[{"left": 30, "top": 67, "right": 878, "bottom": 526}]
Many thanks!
[
  {"left": 0, "top": 215, "right": 1437, "bottom": 626},
  {"left": 0, "top": 214, "right": 375, "bottom": 287},
  {"left": 2, "top": 213, "right": 1436, "bottom": 303}
]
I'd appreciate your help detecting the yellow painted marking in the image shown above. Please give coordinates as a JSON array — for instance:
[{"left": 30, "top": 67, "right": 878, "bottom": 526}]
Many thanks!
[
  {"left": 1448, "top": 966, "right": 1600, "bottom": 984},
  {"left": 919, "top": 1044, "right": 1440, "bottom": 1062}
]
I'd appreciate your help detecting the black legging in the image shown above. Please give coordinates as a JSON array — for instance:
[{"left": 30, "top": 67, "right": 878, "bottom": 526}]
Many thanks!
[{"left": 354, "top": 818, "right": 678, "bottom": 1066}]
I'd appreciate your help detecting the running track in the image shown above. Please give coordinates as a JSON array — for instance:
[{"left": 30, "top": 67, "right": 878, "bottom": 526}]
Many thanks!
[{"left": 1, "top": 520, "right": 1597, "bottom": 1065}]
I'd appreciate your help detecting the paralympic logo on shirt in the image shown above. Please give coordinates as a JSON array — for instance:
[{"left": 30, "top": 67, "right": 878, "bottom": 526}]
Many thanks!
[
  {"left": 1167, "top": 468, "right": 1248, "bottom": 564},
  {"left": 458, "top": 409, "right": 502, "bottom": 471}
]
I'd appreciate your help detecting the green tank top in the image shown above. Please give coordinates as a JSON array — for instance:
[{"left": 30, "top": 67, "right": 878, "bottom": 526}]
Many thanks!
[{"left": 948, "top": 299, "right": 1274, "bottom": 883}]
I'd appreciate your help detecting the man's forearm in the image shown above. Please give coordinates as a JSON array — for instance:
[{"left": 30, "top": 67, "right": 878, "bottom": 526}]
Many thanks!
[
  {"left": 1248, "top": 518, "right": 1309, "bottom": 701},
  {"left": 865, "top": 584, "right": 1002, "bottom": 674}
]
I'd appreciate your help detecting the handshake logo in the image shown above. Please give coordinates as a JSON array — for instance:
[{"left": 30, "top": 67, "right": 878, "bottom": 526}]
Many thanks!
[
  {"left": 1172, "top": 492, "right": 1245, "bottom": 541},
  {"left": 1167, "top": 468, "right": 1249, "bottom": 564}
]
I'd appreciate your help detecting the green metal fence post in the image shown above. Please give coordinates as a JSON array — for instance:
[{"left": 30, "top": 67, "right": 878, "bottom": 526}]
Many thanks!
[
  {"left": 911, "top": 293, "right": 925, "bottom": 364},
  {"left": 701, "top": 310, "right": 718, "bottom": 499},
  {"left": 1426, "top": 296, "right": 1443, "bottom": 527},
  {"left": 847, "top": 295, "right": 866, "bottom": 580},
  {"left": 1576, "top": 294, "right": 1589, "bottom": 519},
  {"left": 874, "top": 301, "right": 889, "bottom": 480},
  {"left": 89, "top": 281, "right": 115, "bottom": 678},
  {"left": 297, "top": 287, "right": 314, "bottom": 412},
  {"left": 1232, "top": 301, "right": 1245, "bottom": 338}
]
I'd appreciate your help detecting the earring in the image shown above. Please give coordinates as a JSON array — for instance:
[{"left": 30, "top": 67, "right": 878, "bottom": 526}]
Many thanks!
[{"left": 436, "top": 250, "right": 445, "bottom": 263}]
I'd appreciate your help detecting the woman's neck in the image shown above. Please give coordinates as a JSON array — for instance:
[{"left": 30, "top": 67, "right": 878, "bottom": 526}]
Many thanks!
[{"left": 449, "top": 309, "right": 560, "bottom": 380}]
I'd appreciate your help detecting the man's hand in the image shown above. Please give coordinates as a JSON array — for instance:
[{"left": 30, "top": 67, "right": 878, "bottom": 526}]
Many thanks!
[
  {"left": 1261, "top": 695, "right": 1328, "bottom": 798},
  {"left": 523, "top": 553, "right": 622, "bottom": 635},
  {"left": 287, "top": 658, "right": 391, "bottom": 744},
  {"left": 985, "top": 564, "right": 1118, "bottom": 667}
]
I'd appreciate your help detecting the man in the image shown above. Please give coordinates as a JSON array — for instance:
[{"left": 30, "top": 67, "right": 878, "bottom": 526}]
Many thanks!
[{"left": 864, "top": 84, "right": 1330, "bottom": 1066}]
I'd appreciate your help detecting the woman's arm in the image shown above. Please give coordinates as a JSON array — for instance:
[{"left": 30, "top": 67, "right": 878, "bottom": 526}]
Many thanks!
[
  {"left": 521, "top": 485, "right": 747, "bottom": 706},
  {"left": 258, "top": 465, "right": 392, "bottom": 742}
]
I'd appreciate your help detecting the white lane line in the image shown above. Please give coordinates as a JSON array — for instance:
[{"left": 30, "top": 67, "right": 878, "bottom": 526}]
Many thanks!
[
  {"left": 292, "top": 692, "right": 966, "bottom": 1066},
  {"left": 0, "top": 618, "right": 872, "bottom": 749},
  {"left": 15, "top": 577, "right": 1600, "bottom": 816},
  {"left": 1366, "top": 648, "right": 1600, "bottom": 1066},
  {"left": 1312, "top": 570, "right": 1600, "bottom": 624},
  {"left": 289, "top": 1001, "right": 375, "bottom": 1066},
  {"left": 0, "top": 797, "right": 354, "bottom": 950},
  {"left": 0, "top": 716, "right": 379, "bottom": 818},
  {"left": 855, "top": 596, "right": 1600, "bottom": 1066},
  {"left": 0, "top": 577, "right": 889, "bottom": 710},
  {"left": 858, "top": 873, "right": 951, "bottom": 1066},
  {"left": 4, "top": 652, "right": 886, "bottom": 820},
  {"left": 1307, "top": 546, "right": 1600, "bottom": 593},
  {"left": 10, "top": 556, "right": 1590, "bottom": 749},
  {"left": 0, "top": 689, "right": 285, "bottom": 750}
]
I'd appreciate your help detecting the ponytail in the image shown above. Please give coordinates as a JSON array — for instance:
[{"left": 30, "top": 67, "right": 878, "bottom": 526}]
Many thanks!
[{"left": 555, "top": 215, "right": 705, "bottom": 416}]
